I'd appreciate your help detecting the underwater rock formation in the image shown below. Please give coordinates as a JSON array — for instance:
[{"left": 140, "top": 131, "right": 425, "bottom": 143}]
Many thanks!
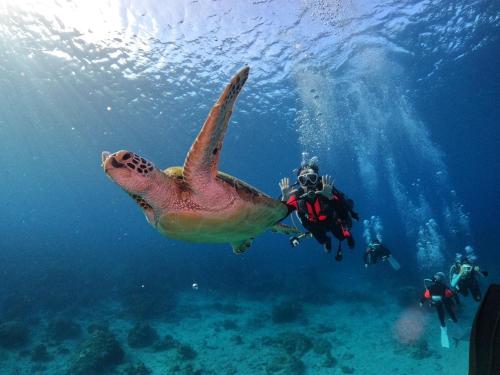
[
  {"left": 0, "top": 320, "right": 29, "bottom": 349},
  {"left": 68, "top": 329, "right": 124, "bottom": 374},
  {"left": 127, "top": 323, "right": 159, "bottom": 348}
]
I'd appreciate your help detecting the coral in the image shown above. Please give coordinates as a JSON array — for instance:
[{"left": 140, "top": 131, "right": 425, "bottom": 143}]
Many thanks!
[
  {"left": 87, "top": 322, "right": 109, "bottom": 334},
  {"left": 265, "top": 354, "right": 305, "bottom": 375},
  {"left": 323, "top": 353, "right": 337, "bottom": 368},
  {"left": 47, "top": 318, "right": 81, "bottom": 342},
  {"left": 68, "top": 329, "right": 124, "bottom": 374},
  {"left": 127, "top": 323, "right": 159, "bottom": 348},
  {"left": 263, "top": 332, "right": 312, "bottom": 358},
  {"left": 153, "top": 334, "right": 178, "bottom": 352},
  {"left": 271, "top": 301, "right": 303, "bottom": 324},
  {"left": 314, "top": 324, "right": 336, "bottom": 334},
  {"left": 341, "top": 365, "right": 355, "bottom": 373},
  {"left": 120, "top": 362, "right": 152, "bottom": 375},
  {"left": 313, "top": 338, "right": 332, "bottom": 355},
  {"left": 0, "top": 320, "right": 29, "bottom": 349},
  {"left": 411, "top": 339, "right": 434, "bottom": 360},
  {"left": 231, "top": 335, "right": 243, "bottom": 345},
  {"left": 177, "top": 343, "right": 197, "bottom": 361},
  {"left": 216, "top": 319, "right": 238, "bottom": 331},
  {"left": 168, "top": 363, "right": 203, "bottom": 375},
  {"left": 30, "top": 344, "right": 52, "bottom": 362}
]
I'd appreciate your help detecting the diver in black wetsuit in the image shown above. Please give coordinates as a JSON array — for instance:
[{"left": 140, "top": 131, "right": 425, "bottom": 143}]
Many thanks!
[
  {"left": 420, "top": 272, "right": 457, "bottom": 348},
  {"left": 363, "top": 239, "right": 400, "bottom": 270},
  {"left": 450, "top": 253, "right": 488, "bottom": 303}
]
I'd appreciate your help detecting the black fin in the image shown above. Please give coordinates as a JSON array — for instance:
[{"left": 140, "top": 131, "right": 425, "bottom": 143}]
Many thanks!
[{"left": 469, "top": 284, "right": 500, "bottom": 375}]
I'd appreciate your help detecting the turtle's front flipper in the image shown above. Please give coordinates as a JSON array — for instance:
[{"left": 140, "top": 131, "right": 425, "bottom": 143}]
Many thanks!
[
  {"left": 231, "top": 238, "right": 253, "bottom": 254},
  {"left": 183, "top": 67, "right": 250, "bottom": 189}
]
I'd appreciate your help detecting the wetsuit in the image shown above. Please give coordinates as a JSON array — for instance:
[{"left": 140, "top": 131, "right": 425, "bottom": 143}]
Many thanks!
[
  {"left": 364, "top": 242, "right": 391, "bottom": 266},
  {"left": 421, "top": 282, "right": 458, "bottom": 327},
  {"left": 285, "top": 185, "right": 357, "bottom": 251},
  {"left": 451, "top": 263, "right": 482, "bottom": 302}
]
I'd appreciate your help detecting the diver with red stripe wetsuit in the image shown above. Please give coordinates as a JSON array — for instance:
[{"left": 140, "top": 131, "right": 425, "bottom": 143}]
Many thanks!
[
  {"left": 419, "top": 272, "right": 458, "bottom": 348},
  {"left": 279, "top": 159, "right": 359, "bottom": 261}
]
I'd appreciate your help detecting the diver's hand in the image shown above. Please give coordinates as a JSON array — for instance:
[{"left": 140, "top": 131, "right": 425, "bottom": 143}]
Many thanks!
[
  {"left": 279, "top": 177, "right": 293, "bottom": 201},
  {"left": 318, "top": 175, "right": 333, "bottom": 199}
]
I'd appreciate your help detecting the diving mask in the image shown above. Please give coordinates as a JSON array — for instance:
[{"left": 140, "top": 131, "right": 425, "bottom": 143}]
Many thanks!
[{"left": 298, "top": 172, "right": 319, "bottom": 186}]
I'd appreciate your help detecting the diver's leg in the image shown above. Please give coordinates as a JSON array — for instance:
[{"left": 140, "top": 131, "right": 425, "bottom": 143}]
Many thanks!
[
  {"left": 308, "top": 225, "right": 331, "bottom": 252},
  {"left": 470, "top": 282, "right": 482, "bottom": 302},
  {"left": 444, "top": 300, "right": 458, "bottom": 323},
  {"left": 436, "top": 303, "right": 446, "bottom": 327}
]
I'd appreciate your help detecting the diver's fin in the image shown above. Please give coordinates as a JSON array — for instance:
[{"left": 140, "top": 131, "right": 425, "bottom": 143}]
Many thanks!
[
  {"left": 231, "top": 238, "right": 253, "bottom": 254},
  {"left": 183, "top": 67, "right": 249, "bottom": 188},
  {"left": 441, "top": 326, "right": 450, "bottom": 348},
  {"left": 469, "top": 284, "right": 500, "bottom": 375},
  {"left": 271, "top": 223, "right": 301, "bottom": 236},
  {"left": 387, "top": 256, "right": 401, "bottom": 271}
]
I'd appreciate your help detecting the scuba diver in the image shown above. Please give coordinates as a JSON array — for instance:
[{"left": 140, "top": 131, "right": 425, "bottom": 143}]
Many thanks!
[
  {"left": 419, "top": 272, "right": 458, "bottom": 348},
  {"left": 450, "top": 253, "right": 488, "bottom": 303},
  {"left": 363, "top": 239, "right": 400, "bottom": 270},
  {"left": 279, "top": 154, "right": 359, "bottom": 262}
]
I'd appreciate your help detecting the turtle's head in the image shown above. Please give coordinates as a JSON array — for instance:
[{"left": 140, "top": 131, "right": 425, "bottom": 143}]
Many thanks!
[{"left": 102, "top": 150, "right": 157, "bottom": 194}]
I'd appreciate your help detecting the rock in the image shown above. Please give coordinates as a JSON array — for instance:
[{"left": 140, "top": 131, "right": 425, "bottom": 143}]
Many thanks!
[
  {"left": 127, "top": 323, "right": 159, "bottom": 348},
  {"left": 68, "top": 329, "right": 124, "bottom": 374},
  {"left": 0, "top": 320, "right": 29, "bottom": 349}
]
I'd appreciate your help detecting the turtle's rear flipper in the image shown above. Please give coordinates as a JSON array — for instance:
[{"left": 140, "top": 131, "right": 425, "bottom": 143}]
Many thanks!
[
  {"left": 271, "top": 223, "right": 301, "bottom": 236},
  {"left": 469, "top": 284, "right": 500, "bottom": 375},
  {"left": 231, "top": 239, "right": 253, "bottom": 254}
]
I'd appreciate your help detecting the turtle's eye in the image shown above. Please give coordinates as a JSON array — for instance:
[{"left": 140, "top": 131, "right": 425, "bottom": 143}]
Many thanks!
[{"left": 123, "top": 153, "right": 132, "bottom": 160}]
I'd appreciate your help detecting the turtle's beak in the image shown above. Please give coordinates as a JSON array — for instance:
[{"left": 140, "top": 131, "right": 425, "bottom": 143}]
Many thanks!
[{"left": 102, "top": 151, "right": 111, "bottom": 164}]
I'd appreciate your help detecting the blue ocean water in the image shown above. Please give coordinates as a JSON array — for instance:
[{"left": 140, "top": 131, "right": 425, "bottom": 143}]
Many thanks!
[{"left": 0, "top": 0, "right": 499, "bottom": 374}]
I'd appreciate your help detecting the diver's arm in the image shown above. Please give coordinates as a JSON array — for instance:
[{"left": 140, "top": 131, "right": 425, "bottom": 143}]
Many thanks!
[
  {"left": 474, "top": 266, "right": 489, "bottom": 278},
  {"left": 451, "top": 272, "right": 462, "bottom": 288},
  {"left": 279, "top": 177, "right": 294, "bottom": 201}
]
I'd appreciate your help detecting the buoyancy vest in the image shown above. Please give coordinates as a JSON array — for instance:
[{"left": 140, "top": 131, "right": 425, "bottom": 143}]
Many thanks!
[
  {"left": 424, "top": 283, "right": 454, "bottom": 301},
  {"left": 286, "top": 188, "right": 336, "bottom": 223}
]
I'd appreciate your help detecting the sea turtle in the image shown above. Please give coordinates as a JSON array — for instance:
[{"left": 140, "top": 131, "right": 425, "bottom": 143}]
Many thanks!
[{"left": 102, "top": 66, "right": 298, "bottom": 253}]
